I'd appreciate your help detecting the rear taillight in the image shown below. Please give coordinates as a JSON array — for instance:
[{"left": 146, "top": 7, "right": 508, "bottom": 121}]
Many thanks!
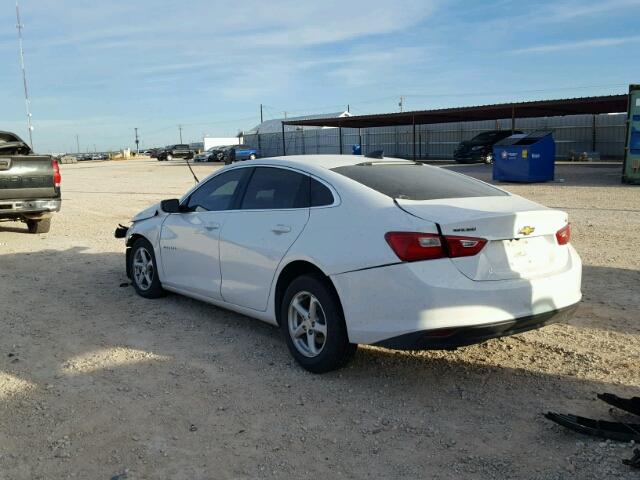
[
  {"left": 385, "top": 232, "right": 444, "bottom": 262},
  {"left": 385, "top": 232, "right": 486, "bottom": 262},
  {"left": 556, "top": 224, "right": 571, "bottom": 245},
  {"left": 444, "top": 236, "right": 487, "bottom": 258},
  {"left": 52, "top": 159, "right": 61, "bottom": 188}
]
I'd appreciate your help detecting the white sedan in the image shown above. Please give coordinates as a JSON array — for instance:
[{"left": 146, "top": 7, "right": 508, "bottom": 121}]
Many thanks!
[{"left": 119, "top": 155, "right": 582, "bottom": 373}]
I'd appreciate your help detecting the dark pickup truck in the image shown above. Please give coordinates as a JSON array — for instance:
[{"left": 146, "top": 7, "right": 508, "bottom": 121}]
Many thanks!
[
  {"left": 0, "top": 131, "right": 61, "bottom": 233},
  {"left": 156, "top": 144, "right": 194, "bottom": 161}
]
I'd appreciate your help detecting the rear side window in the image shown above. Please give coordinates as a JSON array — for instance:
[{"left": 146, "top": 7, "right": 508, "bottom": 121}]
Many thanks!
[
  {"left": 241, "top": 167, "right": 309, "bottom": 210},
  {"left": 310, "top": 178, "right": 334, "bottom": 206},
  {"left": 331, "top": 164, "right": 507, "bottom": 200}
]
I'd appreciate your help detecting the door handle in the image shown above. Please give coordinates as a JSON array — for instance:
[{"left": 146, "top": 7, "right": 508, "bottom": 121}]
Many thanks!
[
  {"left": 204, "top": 222, "right": 220, "bottom": 231},
  {"left": 271, "top": 224, "right": 291, "bottom": 234}
]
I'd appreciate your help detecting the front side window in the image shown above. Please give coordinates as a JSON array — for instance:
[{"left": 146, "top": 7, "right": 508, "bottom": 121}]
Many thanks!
[
  {"left": 187, "top": 168, "right": 248, "bottom": 212},
  {"left": 241, "top": 167, "right": 309, "bottom": 210}
]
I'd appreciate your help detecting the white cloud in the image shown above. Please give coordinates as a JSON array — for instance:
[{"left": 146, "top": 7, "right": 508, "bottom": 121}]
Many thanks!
[
  {"left": 546, "top": 0, "right": 640, "bottom": 21},
  {"left": 511, "top": 35, "right": 640, "bottom": 54}
]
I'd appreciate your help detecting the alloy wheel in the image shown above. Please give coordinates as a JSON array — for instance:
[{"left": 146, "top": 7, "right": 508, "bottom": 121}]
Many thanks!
[
  {"left": 133, "top": 247, "right": 154, "bottom": 291},
  {"left": 288, "top": 291, "right": 328, "bottom": 357}
]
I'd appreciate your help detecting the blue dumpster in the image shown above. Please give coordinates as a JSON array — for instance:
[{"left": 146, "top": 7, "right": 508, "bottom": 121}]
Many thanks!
[{"left": 493, "top": 131, "right": 555, "bottom": 182}]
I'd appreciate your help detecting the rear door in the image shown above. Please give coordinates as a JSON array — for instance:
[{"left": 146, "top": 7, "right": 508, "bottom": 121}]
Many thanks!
[
  {"left": 219, "top": 166, "right": 310, "bottom": 311},
  {"left": 160, "top": 167, "right": 250, "bottom": 298}
]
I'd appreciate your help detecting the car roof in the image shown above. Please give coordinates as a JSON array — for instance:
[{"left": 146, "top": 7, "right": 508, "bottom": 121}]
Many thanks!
[{"left": 241, "top": 154, "right": 414, "bottom": 172}]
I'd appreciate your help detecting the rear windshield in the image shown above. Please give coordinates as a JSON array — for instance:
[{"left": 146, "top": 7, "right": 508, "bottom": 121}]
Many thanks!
[{"left": 332, "top": 163, "right": 507, "bottom": 200}]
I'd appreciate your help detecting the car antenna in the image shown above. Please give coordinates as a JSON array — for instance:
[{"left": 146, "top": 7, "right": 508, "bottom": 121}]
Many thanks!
[{"left": 185, "top": 156, "right": 199, "bottom": 184}]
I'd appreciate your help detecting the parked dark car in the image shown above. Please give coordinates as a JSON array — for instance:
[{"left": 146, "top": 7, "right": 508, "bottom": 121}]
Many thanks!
[
  {"left": 453, "top": 130, "right": 522, "bottom": 164},
  {"left": 156, "top": 144, "right": 194, "bottom": 161},
  {"left": 193, "top": 146, "right": 223, "bottom": 163},
  {"left": 0, "top": 131, "right": 61, "bottom": 233},
  {"left": 194, "top": 145, "right": 259, "bottom": 164}
]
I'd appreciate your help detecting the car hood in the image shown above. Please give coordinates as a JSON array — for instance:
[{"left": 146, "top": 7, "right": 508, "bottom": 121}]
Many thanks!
[{"left": 132, "top": 202, "right": 164, "bottom": 222}]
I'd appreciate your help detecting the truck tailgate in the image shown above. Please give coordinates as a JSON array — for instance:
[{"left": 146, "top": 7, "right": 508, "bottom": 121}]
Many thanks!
[{"left": 0, "top": 155, "right": 58, "bottom": 201}]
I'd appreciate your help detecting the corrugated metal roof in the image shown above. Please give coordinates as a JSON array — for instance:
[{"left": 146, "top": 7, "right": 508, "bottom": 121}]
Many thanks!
[
  {"left": 248, "top": 111, "right": 351, "bottom": 134},
  {"left": 282, "top": 95, "right": 628, "bottom": 129}
]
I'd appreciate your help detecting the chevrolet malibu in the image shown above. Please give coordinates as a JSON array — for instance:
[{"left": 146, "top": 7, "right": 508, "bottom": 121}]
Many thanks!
[{"left": 118, "top": 155, "right": 582, "bottom": 373}]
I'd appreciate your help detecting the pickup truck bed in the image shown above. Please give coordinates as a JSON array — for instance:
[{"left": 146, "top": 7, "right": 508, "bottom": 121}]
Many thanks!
[{"left": 0, "top": 131, "right": 61, "bottom": 234}]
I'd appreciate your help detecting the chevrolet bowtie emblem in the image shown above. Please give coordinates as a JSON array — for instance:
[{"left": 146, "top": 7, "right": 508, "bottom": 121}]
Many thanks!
[{"left": 518, "top": 226, "right": 535, "bottom": 236}]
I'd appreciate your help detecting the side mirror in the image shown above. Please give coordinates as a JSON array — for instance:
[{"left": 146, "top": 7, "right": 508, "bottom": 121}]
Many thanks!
[{"left": 160, "top": 198, "right": 180, "bottom": 214}]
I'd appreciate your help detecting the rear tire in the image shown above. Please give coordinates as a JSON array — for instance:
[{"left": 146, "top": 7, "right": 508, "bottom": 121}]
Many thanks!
[
  {"left": 129, "top": 238, "right": 165, "bottom": 299},
  {"left": 26, "top": 218, "right": 51, "bottom": 234},
  {"left": 280, "top": 274, "right": 357, "bottom": 373},
  {"left": 166, "top": 154, "right": 173, "bottom": 161}
]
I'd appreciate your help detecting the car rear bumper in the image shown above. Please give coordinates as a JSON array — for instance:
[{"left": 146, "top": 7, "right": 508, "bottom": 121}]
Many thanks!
[
  {"left": 0, "top": 198, "right": 61, "bottom": 216},
  {"left": 373, "top": 303, "right": 578, "bottom": 350},
  {"left": 330, "top": 245, "right": 582, "bottom": 346}
]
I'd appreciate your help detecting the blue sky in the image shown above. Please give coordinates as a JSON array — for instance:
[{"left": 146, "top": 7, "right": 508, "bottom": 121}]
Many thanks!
[{"left": 1, "top": 0, "right": 639, "bottom": 152}]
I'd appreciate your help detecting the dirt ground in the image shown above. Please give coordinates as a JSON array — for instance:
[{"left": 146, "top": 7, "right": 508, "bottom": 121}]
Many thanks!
[{"left": 0, "top": 158, "right": 639, "bottom": 479}]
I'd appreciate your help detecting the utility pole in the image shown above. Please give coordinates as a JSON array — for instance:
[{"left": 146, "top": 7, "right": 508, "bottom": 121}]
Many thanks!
[
  {"left": 178, "top": 125, "right": 183, "bottom": 143},
  {"left": 134, "top": 127, "right": 139, "bottom": 153},
  {"left": 399, "top": 96, "right": 404, "bottom": 113},
  {"left": 75, "top": 134, "right": 80, "bottom": 153},
  {"left": 283, "top": 111, "right": 288, "bottom": 120},
  {"left": 347, "top": 104, "right": 350, "bottom": 113},
  {"left": 260, "top": 104, "right": 263, "bottom": 123},
  {"left": 15, "top": 1, "right": 34, "bottom": 149}
]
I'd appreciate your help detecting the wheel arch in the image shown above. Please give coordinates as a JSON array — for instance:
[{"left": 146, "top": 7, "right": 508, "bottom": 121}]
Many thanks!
[{"left": 273, "top": 260, "right": 344, "bottom": 327}]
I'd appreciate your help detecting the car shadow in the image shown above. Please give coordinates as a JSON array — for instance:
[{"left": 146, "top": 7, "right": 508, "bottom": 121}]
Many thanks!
[{"left": 0, "top": 222, "right": 29, "bottom": 234}]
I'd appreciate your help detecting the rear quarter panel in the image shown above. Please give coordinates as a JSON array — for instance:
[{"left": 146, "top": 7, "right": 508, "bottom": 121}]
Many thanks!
[{"left": 280, "top": 170, "right": 442, "bottom": 276}]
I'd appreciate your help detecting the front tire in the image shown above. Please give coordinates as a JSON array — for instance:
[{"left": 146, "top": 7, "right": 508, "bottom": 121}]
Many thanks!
[
  {"left": 280, "top": 274, "right": 357, "bottom": 373},
  {"left": 129, "top": 238, "right": 165, "bottom": 299},
  {"left": 249, "top": 153, "right": 256, "bottom": 160},
  {"left": 26, "top": 218, "right": 51, "bottom": 234}
]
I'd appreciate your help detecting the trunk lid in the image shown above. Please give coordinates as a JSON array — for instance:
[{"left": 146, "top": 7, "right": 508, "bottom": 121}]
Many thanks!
[{"left": 396, "top": 196, "right": 570, "bottom": 281}]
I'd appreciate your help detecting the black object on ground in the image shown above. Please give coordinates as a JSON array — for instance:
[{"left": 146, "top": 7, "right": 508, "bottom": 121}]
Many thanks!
[
  {"left": 598, "top": 393, "right": 640, "bottom": 417},
  {"left": 545, "top": 412, "right": 640, "bottom": 442},
  {"left": 623, "top": 449, "right": 640, "bottom": 469}
]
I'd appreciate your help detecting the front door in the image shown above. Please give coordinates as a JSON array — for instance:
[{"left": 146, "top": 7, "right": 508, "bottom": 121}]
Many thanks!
[{"left": 160, "top": 168, "right": 250, "bottom": 299}]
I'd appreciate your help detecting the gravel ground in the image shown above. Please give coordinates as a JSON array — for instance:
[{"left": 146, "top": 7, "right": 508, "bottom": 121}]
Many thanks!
[{"left": 0, "top": 158, "right": 638, "bottom": 479}]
